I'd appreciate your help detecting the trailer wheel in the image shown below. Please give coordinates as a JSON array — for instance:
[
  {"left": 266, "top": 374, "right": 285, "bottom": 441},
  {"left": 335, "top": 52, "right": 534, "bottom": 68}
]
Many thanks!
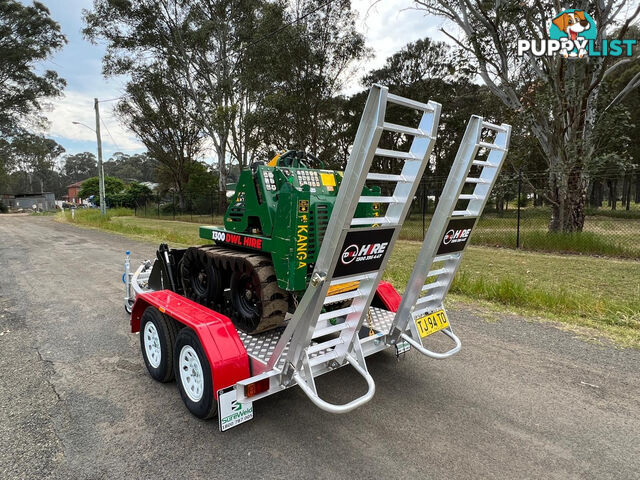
[
  {"left": 140, "top": 307, "right": 178, "bottom": 383},
  {"left": 174, "top": 328, "right": 217, "bottom": 419}
]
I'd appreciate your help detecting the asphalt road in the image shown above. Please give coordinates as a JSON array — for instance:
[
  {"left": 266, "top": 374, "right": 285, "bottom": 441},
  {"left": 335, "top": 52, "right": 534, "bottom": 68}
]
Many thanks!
[{"left": 0, "top": 216, "right": 639, "bottom": 480}]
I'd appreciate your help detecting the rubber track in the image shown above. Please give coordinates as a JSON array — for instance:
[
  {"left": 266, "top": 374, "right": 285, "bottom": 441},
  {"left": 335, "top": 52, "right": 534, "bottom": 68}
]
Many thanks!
[{"left": 196, "top": 245, "right": 289, "bottom": 334}]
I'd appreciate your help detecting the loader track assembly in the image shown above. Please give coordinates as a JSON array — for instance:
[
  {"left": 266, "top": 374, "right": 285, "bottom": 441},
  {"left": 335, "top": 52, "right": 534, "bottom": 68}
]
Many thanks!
[{"left": 180, "top": 246, "right": 290, "bottom": 334}]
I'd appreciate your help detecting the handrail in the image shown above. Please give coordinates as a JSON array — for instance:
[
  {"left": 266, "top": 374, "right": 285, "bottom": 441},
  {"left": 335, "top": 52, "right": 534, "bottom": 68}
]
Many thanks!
[
  {"left": 400, "top": 328, "right": 461, "bottom": 359},
  {"left": 292, "top": 354, "right": 376, "bottom": 414}
]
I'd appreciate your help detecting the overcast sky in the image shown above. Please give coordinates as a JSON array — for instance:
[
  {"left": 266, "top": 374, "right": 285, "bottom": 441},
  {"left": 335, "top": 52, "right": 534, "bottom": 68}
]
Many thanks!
[{"left": 39, "top": 0, "right": 444, "bottom": 160}]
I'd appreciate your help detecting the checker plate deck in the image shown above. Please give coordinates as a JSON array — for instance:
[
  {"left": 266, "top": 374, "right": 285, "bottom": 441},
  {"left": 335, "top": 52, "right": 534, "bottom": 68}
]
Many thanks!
[{"left": 237, "top": 307, "right": 395, "bottom": 367}]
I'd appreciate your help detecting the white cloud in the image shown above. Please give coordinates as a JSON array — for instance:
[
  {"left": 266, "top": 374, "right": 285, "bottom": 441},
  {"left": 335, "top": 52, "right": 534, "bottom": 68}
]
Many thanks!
[
  {"left": 343, "top": 0, "right": 448, "bottom": 93},
  {"left": 45, "top": 90, "right": 145, "bottom": 152}
]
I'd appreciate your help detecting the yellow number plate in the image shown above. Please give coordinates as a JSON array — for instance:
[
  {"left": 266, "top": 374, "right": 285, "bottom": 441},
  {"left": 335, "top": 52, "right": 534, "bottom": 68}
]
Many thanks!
[{"left": 415, "top": 309, "right": 449, "bottom": 338}]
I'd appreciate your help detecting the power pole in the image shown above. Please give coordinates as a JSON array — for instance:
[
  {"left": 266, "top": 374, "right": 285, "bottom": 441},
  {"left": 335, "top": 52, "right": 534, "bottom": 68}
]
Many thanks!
[{"left": 94, "top": 98, "right": 106, "bottom": 215}]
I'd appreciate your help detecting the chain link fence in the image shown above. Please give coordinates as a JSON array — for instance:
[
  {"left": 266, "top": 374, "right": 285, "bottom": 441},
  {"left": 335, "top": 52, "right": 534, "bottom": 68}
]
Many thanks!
[{"left": 134, "top": 173, "right": 640, "bottom": 259}]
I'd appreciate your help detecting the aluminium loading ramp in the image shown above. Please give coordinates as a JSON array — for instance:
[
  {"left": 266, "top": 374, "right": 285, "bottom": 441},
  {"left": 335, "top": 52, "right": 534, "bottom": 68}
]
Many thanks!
[{"left": 234, "top": 87, "right": 511, "bottom": 414}]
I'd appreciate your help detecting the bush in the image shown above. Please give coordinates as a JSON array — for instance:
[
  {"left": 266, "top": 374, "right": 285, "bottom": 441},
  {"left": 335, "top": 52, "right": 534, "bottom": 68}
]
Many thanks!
[{"left": 0, "top": 201, "right": 7, "bottom": 213}]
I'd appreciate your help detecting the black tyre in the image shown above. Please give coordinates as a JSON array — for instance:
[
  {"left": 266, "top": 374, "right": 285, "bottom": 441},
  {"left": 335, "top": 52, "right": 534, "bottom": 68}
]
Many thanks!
[
  {"left": 181, "top": 247, "right": 223, "bottom": 306},
  {"left": 174, "top": 328, "right": 217, "bottom": 419},
  {"left": 230, "top": 269, "right": 262, "bottom": 333},
  {"left": 139, "top": 306, "right": 178, "bottom": 382}
]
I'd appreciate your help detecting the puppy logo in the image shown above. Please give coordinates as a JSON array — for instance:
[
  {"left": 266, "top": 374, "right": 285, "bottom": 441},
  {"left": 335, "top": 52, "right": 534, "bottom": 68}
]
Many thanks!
[{"left": 550, "top": 10, "right": 596, "bottom": 58}]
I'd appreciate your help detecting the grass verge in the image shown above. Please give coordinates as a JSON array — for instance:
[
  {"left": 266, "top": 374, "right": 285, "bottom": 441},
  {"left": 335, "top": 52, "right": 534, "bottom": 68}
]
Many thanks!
[{"left": 59, "top": 210, "right": 640, "bottom": 348}]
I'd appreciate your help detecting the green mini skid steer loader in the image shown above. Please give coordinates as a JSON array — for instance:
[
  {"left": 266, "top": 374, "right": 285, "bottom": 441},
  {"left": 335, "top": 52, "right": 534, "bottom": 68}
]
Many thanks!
[{"left": 148, "top": 149, "right": 384, "bottom": 334}]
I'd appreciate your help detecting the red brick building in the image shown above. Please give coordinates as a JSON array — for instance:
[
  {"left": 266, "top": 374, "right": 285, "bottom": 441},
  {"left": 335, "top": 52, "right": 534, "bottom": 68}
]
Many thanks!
[{"left": 66, "top": 180, "right": 85, "bottom": 204}]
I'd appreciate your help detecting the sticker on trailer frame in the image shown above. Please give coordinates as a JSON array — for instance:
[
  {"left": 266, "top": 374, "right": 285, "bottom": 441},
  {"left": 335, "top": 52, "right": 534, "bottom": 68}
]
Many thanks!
[
  {"left": 333, "top": 227, "right": 395, "bottom": 278},
  {"left": 436, "top": 218, "right": 476, "bottom": 255},
  {"left": 218, "top": 386, "right": 253, "bottom": 431}
]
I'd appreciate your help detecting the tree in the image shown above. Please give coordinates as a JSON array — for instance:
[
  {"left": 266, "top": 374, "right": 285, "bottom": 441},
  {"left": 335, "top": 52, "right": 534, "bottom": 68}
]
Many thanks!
[
  {"left": 79, "top": 176, "right": 125, "bottom": 200},
  {"left": 103, "top": 152, "right": 157, "bottom": 183},
  {"left": 62, "top": 152, "right": 97, "bottom": 183},
  {"left": 83, "top": 0, "right": 366, "bottom": 210},
  {"left": 254, "top": 0, "right": 367, "bottom": 163},
  {"left": 10, "top": 132, "right": 65, "bottom": 192},
  {"left": 414, "top": 0, "right": 640, "bottom": 232},
  {"left": 0, "top": 0, "right": 66, "bottom": 135},
  {"left": 115, "top": 69, "right": 204, "bottom": 209}
]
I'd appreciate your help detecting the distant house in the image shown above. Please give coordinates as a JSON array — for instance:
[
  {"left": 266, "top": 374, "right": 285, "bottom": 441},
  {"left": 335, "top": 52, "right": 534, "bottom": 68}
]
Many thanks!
[
  {"left": 66, "top": 180, "right": 86, "bottom": 204},
  {"left": 0, "top": 193, "right": 15, "bottom": 209},
  {"left": 13, "top": 192, "right": 56, "bottom": 211}
]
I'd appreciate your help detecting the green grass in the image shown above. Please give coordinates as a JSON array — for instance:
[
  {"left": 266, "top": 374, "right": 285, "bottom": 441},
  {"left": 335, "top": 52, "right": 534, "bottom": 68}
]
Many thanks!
[
  {"left": 58, "top": 208, "right": 216, "bottom": 246},
  {"left": 385, "top": 242, "right": 640, "bottom": 348},
  {"left": 59, "top": 209, "right": 640, "bottom": 348},
  {"left": 398, "top": 207, "right": 640, "bottom": 258}
]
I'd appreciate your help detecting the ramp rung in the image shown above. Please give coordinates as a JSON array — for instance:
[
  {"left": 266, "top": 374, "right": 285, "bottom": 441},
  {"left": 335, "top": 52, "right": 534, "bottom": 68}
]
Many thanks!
[
  {"left": 318, "top": 306, "right": 355, "bottom": 323},
  {"left": 452, "top": 210, "right": 474, "bottom": 216},
  {"left": 472, "top": 160, "right": 497, "bottom": 168},
  {"left": 375, "top": 148, "right": 418, "bottom": 160},
  {"left": 478, "top": 141, "right": 505, "bottom": 151},
  {"left": 309, "top": 349, "right": 339, "bottom": 367},
  {"left": 412, "top": 306, "right": 443, "bottom": 320},
  {"left": 387, "top": 93, "right": 435, "bottom": 112},
  {"left": 416, "top": 294, "right": 439, "bottom": 306},
  {"left": 383, "top": 121, "right": 428, "bottom": 137},
  {"left": 426, "top": 267, "right": 449, "bottom": 278},
  {"left": 458, "top": 194, "right": 482, "bottom": 201},
  {"left": 482, "top": 121, "right": 507, "bottom": 133},
  {"left": 465, "top": 177, "right": 490, "bottom": 184},
  {"left": 307, "top": 337, "right": 343, "bottom": 354},
  {"left": 350, "top": 217, "right": 396, "bottom": 226},
  {"left": 359, "top": 195, "right": 403, "bottom": 204},
  {"left": 330, "top": 272, "right": 376, "bottom": 286},
  {"left": 421, "top": 281, "right": 447, "bottom": 292},
  {"left": 434, "top": 253, "right": 459, "bottom": 263},
  {"left": 366, "top": 173, "right": 414, "bottom": 182},
  {"left": 323, "top": 289, "right": 361, "bottom": 305},
  {"left": 313, "top": 322, "right": 350, "bottom": 339}
]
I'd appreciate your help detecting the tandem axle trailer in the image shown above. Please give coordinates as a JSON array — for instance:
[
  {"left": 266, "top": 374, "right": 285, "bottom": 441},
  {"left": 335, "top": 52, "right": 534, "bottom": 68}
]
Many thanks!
[{"left": 124, "top": 85, "right": 511, "bottom": 431}]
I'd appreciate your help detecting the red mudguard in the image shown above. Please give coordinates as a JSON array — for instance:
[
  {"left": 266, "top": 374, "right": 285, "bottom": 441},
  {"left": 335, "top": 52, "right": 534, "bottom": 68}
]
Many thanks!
[
  {"left": 375, "top": 281, "right": 401, "bottom": 312},
  {"left": 131, "top": 290, "right": 250, "bottom": 398}
]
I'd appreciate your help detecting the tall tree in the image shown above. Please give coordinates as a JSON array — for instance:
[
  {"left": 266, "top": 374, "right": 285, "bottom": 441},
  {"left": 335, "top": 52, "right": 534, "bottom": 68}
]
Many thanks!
[
  {"left": 10, "top": 132, "right": 65, "bottom": 192},
  {"left": 115, "top": 69, "right": 204, "bottom": 208},
  {"left": 414, "top": 0, "right": 640, "bottom": 232},
  {"left": 62, "top": 152, "right": 97, "bottom": 184},
  {"left": 0, "top": 0, "right": 66, "bottom": 135}
]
